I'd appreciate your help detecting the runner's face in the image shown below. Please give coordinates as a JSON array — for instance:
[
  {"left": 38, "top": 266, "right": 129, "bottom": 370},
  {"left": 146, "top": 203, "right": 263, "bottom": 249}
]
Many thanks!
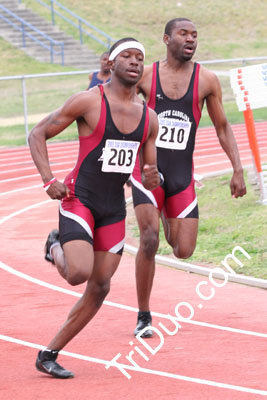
[
  {"left": 165, "top": 21, "right": 198, "bottom": 61},
  {"left": 112, "top": 48, "right": 144, "bottom": 84}
]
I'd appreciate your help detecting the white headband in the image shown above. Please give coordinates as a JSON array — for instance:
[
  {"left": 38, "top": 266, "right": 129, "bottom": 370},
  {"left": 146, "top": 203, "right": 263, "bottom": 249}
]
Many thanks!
[{"left": 109, "top": 41, "right": 145, "bottom": 61}]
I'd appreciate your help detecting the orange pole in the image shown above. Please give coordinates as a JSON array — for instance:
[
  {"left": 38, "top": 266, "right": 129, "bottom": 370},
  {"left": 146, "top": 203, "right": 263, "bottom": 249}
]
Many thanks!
[{"left": 242, "top": 105, "right": 262, "bottom": 173}]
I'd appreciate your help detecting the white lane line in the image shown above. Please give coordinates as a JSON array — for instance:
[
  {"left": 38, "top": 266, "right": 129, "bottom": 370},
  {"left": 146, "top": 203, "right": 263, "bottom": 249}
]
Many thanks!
[
  {"left": 0, "top": 169, "right": 70, "bottom": 184},
  {"left": 0, "top": 141, "right": 78, "bottom": 155},
  {"left": 1, "top": 198, "right": 267, "bottom": 338},
  {"left": 1, "top": 261, "right": 267, "bottom": 338},
  {"left": 194, "top": 141, "right": 266, "bottom": 153},
  {"left": 0, "top": 152, "right": 77, "bottom": 168},
  {"left": 194, "top": 146, "right": 267, "bottom": 160},
  {"left": 195, "top": 135, "right": 266, "bottom": 145},
  {"left": 1, "top": 334, "right": 267, "bottom": 395},
  {"left": 0, "top": 160, "right": 75, "bottom": 175},
  {"left": 0, "top": 147, "right": 78, "bottom": 162},
  {"left": 0, "top": 184, "right": 43, "bottom": 196},
  {"left": 0, "top": 200, "right": 52, "bottom": 225},
  {"left": 0, "top": 151, "right": 77, "bottom": 163},
  {"left": 196, "top": 122, "right": 266, "bottom": 133},
  {"left": 195, "top": 155, "right": 253, "bottom": 168}
]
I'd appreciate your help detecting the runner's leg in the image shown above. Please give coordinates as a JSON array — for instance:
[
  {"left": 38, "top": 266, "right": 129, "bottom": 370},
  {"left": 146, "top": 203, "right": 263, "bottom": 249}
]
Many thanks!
[
  {"left": 135, "top": 203, "right": 160, "bottom": 311},
  {"left": 47, "top": 250, "right": 121, "bottom": 351},
  {"left": 161, "top": 215, "right": 198, "bottom": 259}
]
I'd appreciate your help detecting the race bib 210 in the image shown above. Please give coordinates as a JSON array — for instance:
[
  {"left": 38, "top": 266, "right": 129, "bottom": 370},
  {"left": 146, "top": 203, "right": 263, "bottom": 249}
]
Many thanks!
[{"left": 156, "top": 118, "right": 191, "bottom": 150}]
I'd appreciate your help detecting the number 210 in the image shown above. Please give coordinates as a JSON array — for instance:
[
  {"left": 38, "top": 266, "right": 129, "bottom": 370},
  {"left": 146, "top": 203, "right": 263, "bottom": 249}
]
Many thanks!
[{"left": 160, "top": 126, "right": 185, "bottom": 143}]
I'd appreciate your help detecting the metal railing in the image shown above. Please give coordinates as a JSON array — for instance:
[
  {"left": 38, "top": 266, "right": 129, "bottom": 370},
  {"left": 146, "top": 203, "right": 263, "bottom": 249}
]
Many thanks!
[
  {"left": 0, "top": 70, "right": 92, "bottom": 143},
  {"left": 198, "top": 56, "right": 267, "bottom": 66},
  {"left": 0, "top": 57, "right": 265, "bottom": 144},
  {"left": 0, "top": 4, "right": 64, "bottom": 65},
  {"left": 19, "top": 0, "right": 115, "bottom": 48}
]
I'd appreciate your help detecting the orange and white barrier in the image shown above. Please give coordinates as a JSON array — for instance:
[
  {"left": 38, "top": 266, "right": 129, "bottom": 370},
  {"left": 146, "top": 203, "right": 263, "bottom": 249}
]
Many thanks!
[{"left": 230, "top": 63, "right": 267, "bottom": 204}]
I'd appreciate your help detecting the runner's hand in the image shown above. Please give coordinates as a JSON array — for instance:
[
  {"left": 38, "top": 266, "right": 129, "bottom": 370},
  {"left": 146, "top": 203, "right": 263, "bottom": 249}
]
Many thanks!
[
  {"left": 230, "top": 170, "right": 247, "bottom": 198},
  {"left": 46, "top": 180, "right": 70, "bottom": 200},
  {"left": 142, "top": 164, "right": 160, "bottom": 191}
]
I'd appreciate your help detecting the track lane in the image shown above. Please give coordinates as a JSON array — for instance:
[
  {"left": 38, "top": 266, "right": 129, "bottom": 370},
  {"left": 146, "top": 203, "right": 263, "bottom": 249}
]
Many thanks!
[{"left": 0, "top": 121, "right": 266, "bottom": 399}]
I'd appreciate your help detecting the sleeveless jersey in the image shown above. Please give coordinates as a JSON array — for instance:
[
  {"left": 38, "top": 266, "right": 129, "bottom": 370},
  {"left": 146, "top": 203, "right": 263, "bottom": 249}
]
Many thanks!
[
  {"left": 148, "top": 61, "right": 201, "bottom": 196},
  {"left": 62, "top": 84, "right": 149, "bottom": 220},
  {"left": 88, "top": 71, "right": 111, "bottom": 89}
]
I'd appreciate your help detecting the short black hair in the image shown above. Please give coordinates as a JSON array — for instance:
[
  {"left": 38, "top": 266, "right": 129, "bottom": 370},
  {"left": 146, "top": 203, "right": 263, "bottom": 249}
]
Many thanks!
[
  {"left": 109, "top": 37, "right": 139, "bottom": 56},
  {"left": 100, "top": 51, "right": 109, "bottom": 59},
  {"left": 164, "top": 18, "right": 192, "bottom": 36}
]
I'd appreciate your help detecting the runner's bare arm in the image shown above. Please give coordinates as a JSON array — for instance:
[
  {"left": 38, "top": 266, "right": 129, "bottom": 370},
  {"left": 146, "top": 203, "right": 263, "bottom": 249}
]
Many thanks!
[
  {"left": 28, "top": 92, "right": 93, "bottom": 200},
  {"left": 136, "top": 64, "right": 153, "bottom": 100},
  {"left": 139, "top": 108, "right": 160, "bottom": 190},
  {"left": 204, "top": 70, "right": 247, "bottom": 198}
]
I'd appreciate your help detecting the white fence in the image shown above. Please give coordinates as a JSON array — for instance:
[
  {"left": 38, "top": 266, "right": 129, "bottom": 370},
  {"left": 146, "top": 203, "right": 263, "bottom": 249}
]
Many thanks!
[
  {"left": 0, "top": 56, "right": 267, "bottom": 146},
  {"left": 0, "top": 69, "right": 93, "bottom": 144}
]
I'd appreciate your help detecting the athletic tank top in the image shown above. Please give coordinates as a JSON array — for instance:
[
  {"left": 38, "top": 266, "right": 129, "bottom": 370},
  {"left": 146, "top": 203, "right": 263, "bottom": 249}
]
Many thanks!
[
  {"left": 64, "top": 85, "right": 149, "bottom": 217},
  {"left": 148, "top": 61, "right": 201, "bottom": 195},
  {"left": 88, "top": 71, "right": 111, "bottom": 89}
]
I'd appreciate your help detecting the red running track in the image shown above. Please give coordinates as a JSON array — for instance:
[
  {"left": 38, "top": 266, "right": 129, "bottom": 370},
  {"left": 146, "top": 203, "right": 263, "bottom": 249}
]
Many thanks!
[
  {"left": 194, "top": 121, "right": 267, "bottom": 176},
  {"left": 0, "top": 122, "right": 267, "bottom": 399}
]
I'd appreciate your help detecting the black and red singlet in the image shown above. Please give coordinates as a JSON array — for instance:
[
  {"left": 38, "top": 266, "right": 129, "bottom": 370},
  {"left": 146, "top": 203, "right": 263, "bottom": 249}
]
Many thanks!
[
  {"left": 131, "top": 61, "right": 201, "bottom": 219},
  {"left": 60, "top": 85, "right": 149, "bottom": 253}
]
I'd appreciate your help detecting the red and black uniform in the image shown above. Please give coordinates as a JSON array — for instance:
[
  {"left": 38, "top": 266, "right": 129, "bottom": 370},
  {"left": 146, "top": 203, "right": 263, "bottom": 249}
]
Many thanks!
[
  {"left": 131, "top": 61, "right": 201, "bottom": 218},
  {"left": 60, "top": 85, "right": 149, "bottom": 254}
]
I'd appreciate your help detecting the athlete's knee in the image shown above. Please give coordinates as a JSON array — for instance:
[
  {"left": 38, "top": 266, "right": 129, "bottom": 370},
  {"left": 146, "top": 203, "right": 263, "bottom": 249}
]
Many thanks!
[
  {"left": 173, "top": 245, "right": 195, "bottom": 259},
  {"left": 66, "top": 272, "right": 88, "bottom": 286},
  {"left": 66, "top": 263, "right": 92, "bottom": 286},
  {"left": 89, "top": 281, "right": 110, "bottom": 306},
  {"left": 140, "top": 227, "right": 159, "bottom": 258}
]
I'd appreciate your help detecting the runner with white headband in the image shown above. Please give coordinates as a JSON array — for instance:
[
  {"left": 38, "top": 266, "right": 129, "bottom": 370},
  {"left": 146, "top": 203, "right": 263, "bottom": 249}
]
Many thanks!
[
  {"left": 109, "top": 39, "right": 145, "bottom": 61},
  {"left": 29, "top": 35, "right": 159, "bottom": 379}
]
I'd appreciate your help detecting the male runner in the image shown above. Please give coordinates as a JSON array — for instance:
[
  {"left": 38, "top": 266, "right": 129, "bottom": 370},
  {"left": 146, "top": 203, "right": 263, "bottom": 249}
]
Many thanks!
[
  {"left": 131, "top": 18, "right": 247, "bottom": 337},
  {"left": 28, "top": 37, "right": 160, "bottom": 378},
  {"left": 87, "top": 51, "right": 111, "bottom": 89}
]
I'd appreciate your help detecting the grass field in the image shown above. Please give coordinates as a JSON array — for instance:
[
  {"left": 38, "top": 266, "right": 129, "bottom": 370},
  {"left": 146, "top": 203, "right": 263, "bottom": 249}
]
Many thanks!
[
  {"left": 133, "top": 172, "right": 267, "bottom": 279},
  {"left": 1, "top": 0, "right": 267, "bottom": 73},
  {"left": 21, "top": 0, "right": 267, "bottom": 63}
]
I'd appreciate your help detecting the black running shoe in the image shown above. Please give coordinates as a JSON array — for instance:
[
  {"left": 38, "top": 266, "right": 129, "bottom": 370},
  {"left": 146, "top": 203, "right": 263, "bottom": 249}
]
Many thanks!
[
  {"left": 44, "top": 229, "right": 60, "bottom": 264},
  {"left": 134, "top": 311, "right": 153, "bottom": 338},
  {"left": 36, "top": 350, "right": 74, "bottom": 379}
]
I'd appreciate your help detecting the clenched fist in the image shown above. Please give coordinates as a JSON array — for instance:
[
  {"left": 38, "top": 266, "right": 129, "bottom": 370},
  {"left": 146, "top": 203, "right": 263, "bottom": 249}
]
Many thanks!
[
  {"left": 46, "top": 180, "right": 70, "bottom": 200},
  {"left": 141, "top": 164, "right": 161, "bottom": 191}
]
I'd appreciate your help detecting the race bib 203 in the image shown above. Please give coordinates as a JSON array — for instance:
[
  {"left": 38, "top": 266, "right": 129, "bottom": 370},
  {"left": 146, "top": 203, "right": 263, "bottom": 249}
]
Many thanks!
[{"left": 101, "top": 139, "right": 139, "bottom": 173}]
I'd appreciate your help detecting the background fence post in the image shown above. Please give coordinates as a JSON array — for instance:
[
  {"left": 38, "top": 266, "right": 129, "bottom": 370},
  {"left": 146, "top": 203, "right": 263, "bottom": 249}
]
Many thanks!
[
  {"left": 78, "top": 20, "right": 83, "bottom": 44},
  {"left": 21, "top": 77, "right": 29, "bottom": 145},
  {"left": 21, "top": 22, "right": 26, "bottom": 47},
  {"left": 50, "top": 42, "right": 54, "bottom": 64},
  {"left": 50, "top": 0, "right": 55, "bottom": 25}
]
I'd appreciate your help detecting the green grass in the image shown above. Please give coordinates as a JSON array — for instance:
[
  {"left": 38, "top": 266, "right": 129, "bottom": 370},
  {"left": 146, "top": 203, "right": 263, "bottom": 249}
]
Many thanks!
[
  {"left": 1, "top": 102, "right": 264, "bottom": 147},
  {"left": 0, "top": 72, "right": 88, "bottom": 117},
  {"left": 133, "top": 173, "right": 267, "bottom": 279},
  {"left": 1, "top": 0, "right": 267, "bottom": 145},
  {"left": 0, "top": 37, "right": 74, "bottom": 77},
  {"left": 21, "top": 0, "right": 267, "bottom": 63},
  {"left": 199, "top": 103, "right": 267, "bottom": 127},
  {"left": 0, "top": 122, "right": 78, "bottom": 147},
  {"left": 0, "top": 125, "right": 31, "bottom": 146}
]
